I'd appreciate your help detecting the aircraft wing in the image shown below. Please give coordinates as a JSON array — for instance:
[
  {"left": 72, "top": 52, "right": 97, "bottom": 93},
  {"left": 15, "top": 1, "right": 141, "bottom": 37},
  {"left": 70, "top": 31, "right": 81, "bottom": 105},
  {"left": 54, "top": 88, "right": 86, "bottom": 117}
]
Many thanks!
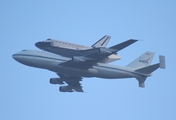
[
  {"left": 59, "top": 39, "right": 138, "bottom": 69},
  {"left": 59, "top": 47, "right": 112, "bottom": 69},
  {"left": 108, "top": 39, "right": 138, "bottom": 52},
  {"left": 58, "top": 74, "right": 84, "bottom": 92}
]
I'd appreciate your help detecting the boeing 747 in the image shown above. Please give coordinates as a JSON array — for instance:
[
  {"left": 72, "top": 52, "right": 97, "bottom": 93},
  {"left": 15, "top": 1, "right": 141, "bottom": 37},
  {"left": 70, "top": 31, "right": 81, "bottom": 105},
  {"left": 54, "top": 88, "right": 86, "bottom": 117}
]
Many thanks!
[{"left": 12, "top": 49, "right": 165, "bottom": 92}]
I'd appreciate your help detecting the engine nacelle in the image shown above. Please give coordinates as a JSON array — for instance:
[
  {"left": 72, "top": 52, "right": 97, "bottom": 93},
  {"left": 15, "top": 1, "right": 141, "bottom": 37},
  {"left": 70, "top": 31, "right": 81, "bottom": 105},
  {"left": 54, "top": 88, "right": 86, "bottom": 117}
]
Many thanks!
[
  {"left": 50, "top": 78, "right": 64, "bottom": 85},
  {"left": 98, "top": 48, "right": 112, "bottom": 55},
  {"left": 72, "top": 56, "right": 85, "bottom": 63},
  {"left": 59, "top": 86, "right": 74, "bottom": 92}
]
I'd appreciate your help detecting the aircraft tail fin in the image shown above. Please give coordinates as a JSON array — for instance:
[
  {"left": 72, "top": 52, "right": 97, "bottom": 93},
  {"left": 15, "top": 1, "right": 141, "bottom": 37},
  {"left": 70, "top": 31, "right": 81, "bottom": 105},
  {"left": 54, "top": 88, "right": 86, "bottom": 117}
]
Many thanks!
[
  {"left": 126, "top": 51, "right": 155, "bottom": 69},
  {"left": 135, "top": 55, "right": 166, "bottom": 87},
  {"left": 91, "top": 35, "right": 111, "bottom": 48}
]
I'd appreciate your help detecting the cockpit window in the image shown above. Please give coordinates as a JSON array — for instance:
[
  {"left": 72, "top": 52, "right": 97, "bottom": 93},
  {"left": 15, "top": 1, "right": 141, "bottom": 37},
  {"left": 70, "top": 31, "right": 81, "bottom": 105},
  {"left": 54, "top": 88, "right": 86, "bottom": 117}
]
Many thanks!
[
  {"left": 47, "top": 38, "right": 51, "bottom": 40},
  {"left": 22, "top": 50, "right": 26, "bottom": 51}
]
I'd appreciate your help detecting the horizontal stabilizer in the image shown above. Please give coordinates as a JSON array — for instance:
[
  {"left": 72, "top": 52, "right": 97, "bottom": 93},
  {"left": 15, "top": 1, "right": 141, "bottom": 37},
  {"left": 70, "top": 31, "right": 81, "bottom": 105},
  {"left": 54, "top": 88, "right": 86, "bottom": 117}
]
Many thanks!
[
  {"left": 135, "top": 55, "right": 166, "bottom": 88},
  {"left": 135, "top": 63, "right": 159, "bottom": 74},
  {"left": 109, "top": 39, "right": 138, "bottom": 52},
  {"left": 135, "top": 55, "right": 166, "bottom": 74}
]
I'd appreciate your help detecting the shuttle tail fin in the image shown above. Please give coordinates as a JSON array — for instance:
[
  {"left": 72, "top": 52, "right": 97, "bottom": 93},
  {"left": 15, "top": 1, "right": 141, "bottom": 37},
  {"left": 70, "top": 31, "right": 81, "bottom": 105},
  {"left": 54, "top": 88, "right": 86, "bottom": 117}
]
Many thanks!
[{"left": 91, "top": 35, "right": 111, "bottom": 48}]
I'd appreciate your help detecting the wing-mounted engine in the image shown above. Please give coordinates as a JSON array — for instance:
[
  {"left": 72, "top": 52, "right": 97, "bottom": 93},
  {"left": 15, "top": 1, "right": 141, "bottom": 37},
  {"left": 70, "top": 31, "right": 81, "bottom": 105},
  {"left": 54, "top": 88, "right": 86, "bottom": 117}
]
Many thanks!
[
  {"left": 50, "top": 74, "right": 84, "bottom": 92},
  {"left": 72, "top": 56, "right": 85, "bottom": 63},
  {"left": 59, "top": 86, "right": 74, "bottom": 92},
  {"left": 50, "top": 78, "right": 64, "bottom": 84}
]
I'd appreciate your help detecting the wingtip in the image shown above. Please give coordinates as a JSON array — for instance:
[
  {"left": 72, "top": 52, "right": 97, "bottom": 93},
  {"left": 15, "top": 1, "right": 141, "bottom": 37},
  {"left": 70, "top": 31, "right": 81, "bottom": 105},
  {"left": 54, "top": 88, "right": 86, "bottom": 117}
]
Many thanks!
[
  {"left": 104, "top": 35, "right": 111, "bottom": 37},
  {"left": 129, "top": 39, "right": 138, "bottom": 42}
]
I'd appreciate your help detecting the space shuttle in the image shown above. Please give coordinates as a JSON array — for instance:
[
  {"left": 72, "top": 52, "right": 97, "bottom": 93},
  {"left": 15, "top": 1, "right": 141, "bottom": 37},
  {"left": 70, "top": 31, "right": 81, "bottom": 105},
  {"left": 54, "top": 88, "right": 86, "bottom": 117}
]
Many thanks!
[{"left": 35, "top": 35, "right": 136, "bottom": 63}]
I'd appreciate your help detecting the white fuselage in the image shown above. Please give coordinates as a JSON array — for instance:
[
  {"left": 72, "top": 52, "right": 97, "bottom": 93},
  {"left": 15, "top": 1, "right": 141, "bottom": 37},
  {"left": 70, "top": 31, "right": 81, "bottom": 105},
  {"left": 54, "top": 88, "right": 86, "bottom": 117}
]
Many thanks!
[{"left": 12, "top": 50, "right": 149, "bottom": 79}]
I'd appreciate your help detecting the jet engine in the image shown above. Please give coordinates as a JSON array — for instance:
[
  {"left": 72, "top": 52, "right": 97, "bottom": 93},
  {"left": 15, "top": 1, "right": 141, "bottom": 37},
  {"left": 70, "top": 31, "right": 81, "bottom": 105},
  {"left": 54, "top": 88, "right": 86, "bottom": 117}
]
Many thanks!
[
  {"left": 98, "top": 48, "right": 112, "bottom": 55},
  {"left": 50, "top": 78, "right": 64, "bottom": 85},
  {"left": 72, "top": 56, "right": 85, "bottom": 63},
  {"left": 59, "top": 86, "right": 74, "bottom": 92}
]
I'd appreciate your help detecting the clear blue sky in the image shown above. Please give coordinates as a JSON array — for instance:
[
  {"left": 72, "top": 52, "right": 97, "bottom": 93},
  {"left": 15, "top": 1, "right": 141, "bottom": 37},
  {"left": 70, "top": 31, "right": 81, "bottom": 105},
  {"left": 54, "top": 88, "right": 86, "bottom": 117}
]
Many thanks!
[{"left": 1, "top": 0, "right": 175, "bottom": 120}]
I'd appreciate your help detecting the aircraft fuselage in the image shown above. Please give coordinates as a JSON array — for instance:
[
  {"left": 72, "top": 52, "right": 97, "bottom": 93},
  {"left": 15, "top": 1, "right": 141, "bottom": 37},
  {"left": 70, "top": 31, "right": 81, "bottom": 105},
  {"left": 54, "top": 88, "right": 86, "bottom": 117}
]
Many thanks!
[{"left": 12, "top": 50, "right": 149, "bottom": 79}]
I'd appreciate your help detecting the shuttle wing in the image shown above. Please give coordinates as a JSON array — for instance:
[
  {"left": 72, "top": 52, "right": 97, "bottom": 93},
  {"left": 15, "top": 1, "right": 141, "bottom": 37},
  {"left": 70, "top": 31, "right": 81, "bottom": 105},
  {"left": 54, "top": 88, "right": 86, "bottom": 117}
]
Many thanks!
[{"left": 109, "top": 39, "right": 138, "bottom": 52}]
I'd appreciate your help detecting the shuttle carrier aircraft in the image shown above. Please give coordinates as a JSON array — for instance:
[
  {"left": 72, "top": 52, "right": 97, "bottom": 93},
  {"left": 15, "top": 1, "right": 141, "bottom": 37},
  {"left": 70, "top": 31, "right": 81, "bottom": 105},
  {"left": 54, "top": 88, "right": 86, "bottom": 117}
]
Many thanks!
[{"left": 12, "top": 47, "right": 165, "bottom": 92}]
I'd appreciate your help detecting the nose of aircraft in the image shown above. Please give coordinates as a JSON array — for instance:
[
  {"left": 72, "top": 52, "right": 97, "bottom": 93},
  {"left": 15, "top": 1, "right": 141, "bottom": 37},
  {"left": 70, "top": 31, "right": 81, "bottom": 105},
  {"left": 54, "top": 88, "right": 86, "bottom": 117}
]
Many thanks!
[
  {"left": 12, "top": 50, "right": 27, "bottom": 63},
  {"left": 35, "top": 42, "right": 42, "bottom": 48},
  {"left": 35, "top": 41, "right": 51, "bottom": 49},
  {"left": 12, "top": 54, "right": 16, "bottom": 59},
  {"left": 12, "top": 53, "right": 20, "bottom": 62},
  {"left": 12, "top": 52, "right": 32, "bottom": 67},
  {"left": 12, "top": 51, "right": 30, "bottom": 65}
]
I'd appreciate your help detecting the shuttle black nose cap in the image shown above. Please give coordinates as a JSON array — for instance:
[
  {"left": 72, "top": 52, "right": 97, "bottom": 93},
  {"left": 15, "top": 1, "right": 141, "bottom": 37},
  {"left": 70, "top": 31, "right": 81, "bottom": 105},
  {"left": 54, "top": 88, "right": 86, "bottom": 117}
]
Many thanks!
[
  {"left": 35, "top": 42, "right": 51, "bottom": 49},
  {"left": 35, "top": 42, "right": 42, "bottom": 48}
]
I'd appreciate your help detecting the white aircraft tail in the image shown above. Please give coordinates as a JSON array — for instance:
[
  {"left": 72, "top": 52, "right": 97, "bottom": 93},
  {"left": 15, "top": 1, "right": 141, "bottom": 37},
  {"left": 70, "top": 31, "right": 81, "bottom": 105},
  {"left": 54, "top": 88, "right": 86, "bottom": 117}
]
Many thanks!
[
  {"left": 126, "top": 51, "right": 155, "bottom": 69},
  {"left": 91, "top": 35, "right": 111, "bottom": 48},
  {"left": 133, "top": 55, "right": 166, "bottom": 88}
]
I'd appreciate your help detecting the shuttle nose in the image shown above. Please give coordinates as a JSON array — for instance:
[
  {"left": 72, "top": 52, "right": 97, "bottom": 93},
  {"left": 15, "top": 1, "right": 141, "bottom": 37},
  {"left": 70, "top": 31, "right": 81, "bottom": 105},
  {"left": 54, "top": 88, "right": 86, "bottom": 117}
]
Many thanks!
[
  {"left": 35, "top": 42, "right": 42, "bottom": 48},
  {"left": 35, "top": 42, "right": 51, "bottom": 49}
]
